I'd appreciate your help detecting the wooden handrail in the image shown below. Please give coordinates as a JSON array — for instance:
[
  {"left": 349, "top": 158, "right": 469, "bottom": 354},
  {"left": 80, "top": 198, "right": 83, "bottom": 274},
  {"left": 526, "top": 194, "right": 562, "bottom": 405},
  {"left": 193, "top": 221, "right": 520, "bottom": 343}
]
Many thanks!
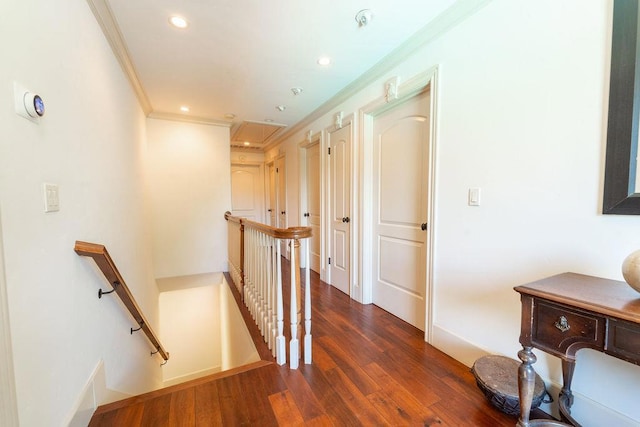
[
  {"left": 224, "top": 211, "right": 312, "bottom": 240},
  {"left": 74, "top": 241, "right": 169, "bottom": 362}
]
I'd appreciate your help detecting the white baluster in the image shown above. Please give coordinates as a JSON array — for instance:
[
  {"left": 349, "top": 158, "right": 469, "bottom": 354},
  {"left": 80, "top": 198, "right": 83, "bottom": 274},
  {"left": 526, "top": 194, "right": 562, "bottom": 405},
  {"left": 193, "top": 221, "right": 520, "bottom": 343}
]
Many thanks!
[
  {"left": 245, "top": 229, "right": 252, "bottom": 316},
  {"left": 248, "top": 229, "right": 256, "bottom": 319},
  {"left": 257, "top": 232, "right": 264, "bottom": 336},
  {"left": 251, "top": 229, "right": 259, "bottom": 320},
  {"left": 304, "top": 238, "right": 312, "bottom": 364},
  {"left": 265, "top": 235, "right": 274, "bottom": 350},
  {"left": 270, "top": 236, "right": 278, "bottom": 356},
  {"left": 243, "top": 228, "right": 250, "bottom": 312},
  {"left": 289, "top": 239, "right": 299, "bottom": 369},
  {"left": 259, "top": 232, "right": 267, "bottom": 336},
  {"left": 275, "top": 239, "right": 286, "bottom": 365}
]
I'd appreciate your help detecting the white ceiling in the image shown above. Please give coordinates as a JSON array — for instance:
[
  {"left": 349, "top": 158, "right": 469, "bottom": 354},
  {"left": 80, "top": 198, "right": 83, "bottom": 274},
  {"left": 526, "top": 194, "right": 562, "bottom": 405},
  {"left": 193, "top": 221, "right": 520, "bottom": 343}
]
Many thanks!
[{"left": 98, "top": 0, "right": 459, "bottom": 148}]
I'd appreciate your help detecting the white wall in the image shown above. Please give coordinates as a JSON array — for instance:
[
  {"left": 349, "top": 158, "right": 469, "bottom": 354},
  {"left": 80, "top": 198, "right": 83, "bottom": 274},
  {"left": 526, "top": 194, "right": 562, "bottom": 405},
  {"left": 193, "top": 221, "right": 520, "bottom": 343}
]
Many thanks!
[
  {"left": 0, "top": 0, "right": 162, "bottom": 425},
  {"left": 219, "top": 277, "right": 261, "bottom": 370},
  {"left": 159, "top": 276, "right": 222, "bottom": 386},
  {"left": 146, "top": 119, "right": 231, "bottom": 278},
  {"left": 270, "top": 0, "right": 640, "bottom": 424}
]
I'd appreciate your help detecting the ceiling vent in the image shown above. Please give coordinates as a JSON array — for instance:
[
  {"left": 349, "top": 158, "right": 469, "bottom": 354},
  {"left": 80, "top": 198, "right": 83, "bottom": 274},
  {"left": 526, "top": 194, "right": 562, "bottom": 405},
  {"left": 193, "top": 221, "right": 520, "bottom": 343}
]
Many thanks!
[{"left": 231, "top": 120, "right": 287, "bottom": 150}]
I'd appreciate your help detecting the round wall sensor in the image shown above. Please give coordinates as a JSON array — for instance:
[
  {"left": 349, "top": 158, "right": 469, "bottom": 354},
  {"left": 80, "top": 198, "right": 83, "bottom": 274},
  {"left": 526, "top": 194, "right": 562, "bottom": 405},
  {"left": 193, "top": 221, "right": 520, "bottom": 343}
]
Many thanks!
[{"left": 24, "top": 92, "right": 45, "bottom": 117}]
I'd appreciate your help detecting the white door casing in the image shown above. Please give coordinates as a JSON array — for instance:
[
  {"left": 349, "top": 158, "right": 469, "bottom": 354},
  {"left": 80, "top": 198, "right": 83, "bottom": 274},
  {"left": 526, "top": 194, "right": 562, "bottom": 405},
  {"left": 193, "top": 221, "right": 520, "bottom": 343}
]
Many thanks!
[
  {"left": 277, "top": 155, "right": 287, "bottom": 229},
  {"left": 359, "top": 69, "right": 438, "bottom": 340},
  {"left": 327, "top": 122, "right": 352, "bottom": 295},
  {"left": 300, "top": 137, "right": 322, "bottom": 273},
  {"left": 276, "top": 155, "right": 288, "bottom": 258},
  {"left": 0, "top": 207, "right": 19, "bottom": 426},
  {"left": 267, "top": 162, "right": 277, "bottom": 227}
]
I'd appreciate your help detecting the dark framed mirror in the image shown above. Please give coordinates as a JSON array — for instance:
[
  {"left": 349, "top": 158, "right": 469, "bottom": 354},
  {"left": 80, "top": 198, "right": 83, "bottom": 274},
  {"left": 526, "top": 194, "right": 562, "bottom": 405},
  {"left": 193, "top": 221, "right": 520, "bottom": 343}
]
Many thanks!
[{"left": 603, "top": 0, "right": 640, "bottom": 214}]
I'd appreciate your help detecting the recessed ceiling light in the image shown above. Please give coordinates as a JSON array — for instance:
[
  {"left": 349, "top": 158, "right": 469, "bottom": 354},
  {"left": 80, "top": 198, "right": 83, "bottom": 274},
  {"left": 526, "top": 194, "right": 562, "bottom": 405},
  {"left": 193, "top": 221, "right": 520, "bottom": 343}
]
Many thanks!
[
  {"left": 317, "top": 56, "right": 332, "bottom": 66},
  {"left": 243, "top": 142, "right": 251, "bottom": 146},
  {"left": 180, "top": 106, "right": 190, "bottom": 112},
  {"left": 276, "top": 105, "right": 286, "bottom": 112},
  {"left": 224, "top": 113, "right": 236, "bottom": 120},
  {"left": 169, "top": 15, "right": 189, "bottom": 29},
  {"left": 264, "top": 118, "right": 274, "bottom": 122},
  {"left": 291, "top": 87, "right": 303, "bottom": 96}
]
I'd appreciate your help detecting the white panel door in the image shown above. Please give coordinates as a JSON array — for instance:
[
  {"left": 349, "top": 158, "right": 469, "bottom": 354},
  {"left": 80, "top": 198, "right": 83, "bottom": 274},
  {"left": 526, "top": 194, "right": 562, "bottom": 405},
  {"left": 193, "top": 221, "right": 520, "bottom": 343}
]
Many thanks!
[
  {"left": 372, "top": 90, "right": 430, "bottom": 331},
  {"left": 267, "top": 162, "right": 277, "bottom": 226},
  {"left": 230, "top": 164, "right": 264, "bottom": 222},
  {"left": 306, "top": 143, "right": 321, "bottom": 273},
  {"left": 329, "top": 124, "right": 351, "bottom": 295}
]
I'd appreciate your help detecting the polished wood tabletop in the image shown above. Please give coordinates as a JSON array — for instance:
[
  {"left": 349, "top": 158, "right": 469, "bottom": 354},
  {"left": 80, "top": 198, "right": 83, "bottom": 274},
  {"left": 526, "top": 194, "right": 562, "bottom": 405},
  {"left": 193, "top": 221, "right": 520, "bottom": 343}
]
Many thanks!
[{"left": 515, "top": 272, "right": 640, "bottom": 324}]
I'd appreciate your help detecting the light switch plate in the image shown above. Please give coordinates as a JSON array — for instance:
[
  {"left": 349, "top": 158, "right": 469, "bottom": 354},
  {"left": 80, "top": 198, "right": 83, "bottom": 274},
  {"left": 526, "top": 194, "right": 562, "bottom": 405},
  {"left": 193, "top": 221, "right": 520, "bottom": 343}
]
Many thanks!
[
  {"left": 468, "top": 188, "right": 481, "bottom": 206},
  {"left": 43, "top": 183, "right": 60, "bottom": 213}
]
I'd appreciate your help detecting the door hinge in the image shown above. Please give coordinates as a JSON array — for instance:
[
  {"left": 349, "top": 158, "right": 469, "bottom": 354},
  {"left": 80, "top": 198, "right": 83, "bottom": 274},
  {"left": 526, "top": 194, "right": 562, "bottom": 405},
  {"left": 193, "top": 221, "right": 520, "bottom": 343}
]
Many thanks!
[
  {"left": 328, "top": 257, "right": 331, "bottom": 265},
  {"left": 276, "top": 167, "right": 279, "bottom": 173},
  {"left": 328, "top": 147, "right": 331, "bottom": 155}
]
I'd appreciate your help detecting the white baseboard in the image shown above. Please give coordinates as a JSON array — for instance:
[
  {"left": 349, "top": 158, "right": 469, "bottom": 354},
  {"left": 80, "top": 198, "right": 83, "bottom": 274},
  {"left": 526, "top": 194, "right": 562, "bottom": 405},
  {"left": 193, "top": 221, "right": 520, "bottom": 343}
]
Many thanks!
[
  {"left": 162, "top": 365, "right": 222, "bottom": 388},
  {"left": 65, "top": 360, "right": 132, "bottom": 427},
  {"left": 65, "top": 360, "right": 102, "bottom": 427},
  {"left": 568, "top": 392, "right": 638, "bottom": 427},
  {"left": 430, "top": 324, "right": 638, "bottom": 426},
  {"left": 430, "top": 323, "right": 493, "bottom": 368}
]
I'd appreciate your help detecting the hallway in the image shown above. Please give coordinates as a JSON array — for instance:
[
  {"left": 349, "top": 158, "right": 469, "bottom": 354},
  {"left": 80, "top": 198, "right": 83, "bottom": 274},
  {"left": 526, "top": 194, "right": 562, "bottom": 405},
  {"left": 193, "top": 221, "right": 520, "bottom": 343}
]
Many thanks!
[{"left": 89, "top": 263, "right": 550, "bottom": 426}]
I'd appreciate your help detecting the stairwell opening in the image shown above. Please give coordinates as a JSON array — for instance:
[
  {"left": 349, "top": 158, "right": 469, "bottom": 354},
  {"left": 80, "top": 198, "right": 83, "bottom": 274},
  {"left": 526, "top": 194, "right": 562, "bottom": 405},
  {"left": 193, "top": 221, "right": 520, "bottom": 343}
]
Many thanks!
[{"left": 157, "top": 272, "right": 260, "bottom": 387}]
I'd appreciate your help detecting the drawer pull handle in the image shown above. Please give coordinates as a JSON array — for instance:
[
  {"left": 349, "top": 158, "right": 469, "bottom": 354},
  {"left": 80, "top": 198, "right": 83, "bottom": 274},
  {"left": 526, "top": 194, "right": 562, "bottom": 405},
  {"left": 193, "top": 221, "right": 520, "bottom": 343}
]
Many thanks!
[{"left": 555, "top": 316, "right": 571, "bottom": 332}]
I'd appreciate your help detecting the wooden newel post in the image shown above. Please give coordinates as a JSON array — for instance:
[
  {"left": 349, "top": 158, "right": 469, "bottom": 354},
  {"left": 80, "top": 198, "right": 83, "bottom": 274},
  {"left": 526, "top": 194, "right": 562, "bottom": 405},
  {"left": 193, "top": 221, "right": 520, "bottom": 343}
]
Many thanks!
[{"left": 239, "top": 222, "right": 245, "bottom": 298}]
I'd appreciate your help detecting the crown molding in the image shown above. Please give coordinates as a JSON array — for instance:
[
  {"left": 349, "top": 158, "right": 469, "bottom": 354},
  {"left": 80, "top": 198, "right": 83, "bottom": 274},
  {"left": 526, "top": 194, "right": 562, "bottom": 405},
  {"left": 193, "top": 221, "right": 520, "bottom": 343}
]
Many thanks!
[
  {"left": 86, "top": 0, "right": 152, "bottom": 115},
  {"left": 147, "top": 112, "right": 233, "bottom": 128},
  {"left": 265, "top": 0, "right": 493, "bottom": 150}
]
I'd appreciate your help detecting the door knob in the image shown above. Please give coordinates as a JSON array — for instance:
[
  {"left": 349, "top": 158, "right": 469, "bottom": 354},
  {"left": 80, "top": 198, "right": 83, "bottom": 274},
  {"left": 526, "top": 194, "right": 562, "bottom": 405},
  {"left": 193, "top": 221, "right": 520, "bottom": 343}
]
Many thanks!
[
  {"left": 268, "top": 209, "right": 273, "bottom": 212},
  {"left": 343, "top": 217, "right": 350, "bottom": 223},
  {"left": 421, "top": 223, "right": 427, "bottom": 231},
  {"left": 281, "top": 211, "right": 286, "bottom": 215}
]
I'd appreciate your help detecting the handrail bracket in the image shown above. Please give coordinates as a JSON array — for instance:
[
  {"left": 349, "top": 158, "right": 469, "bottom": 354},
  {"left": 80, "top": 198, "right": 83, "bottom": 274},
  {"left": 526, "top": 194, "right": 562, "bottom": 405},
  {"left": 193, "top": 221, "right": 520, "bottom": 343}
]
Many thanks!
[{"left": 98, "top": 280, "right": 120, "bottom": 299}]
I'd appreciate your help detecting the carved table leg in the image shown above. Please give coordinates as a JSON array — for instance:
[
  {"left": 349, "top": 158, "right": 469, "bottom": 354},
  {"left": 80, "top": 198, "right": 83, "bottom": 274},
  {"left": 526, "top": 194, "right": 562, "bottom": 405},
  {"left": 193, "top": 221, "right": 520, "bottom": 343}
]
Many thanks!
[
  {"left": 517, "top": 346, "right": 537, "bottom": 427},
  {"left": 559, "top": 358, "right": 579, "bottom": 426}
]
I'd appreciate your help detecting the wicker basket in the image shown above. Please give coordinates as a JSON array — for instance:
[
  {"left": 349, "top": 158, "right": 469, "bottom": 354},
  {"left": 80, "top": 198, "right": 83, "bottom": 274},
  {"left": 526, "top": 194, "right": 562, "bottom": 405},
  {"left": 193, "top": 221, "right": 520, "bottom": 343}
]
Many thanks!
[{"left": 471, "top": 355, "right": 550, "bottom": 416}]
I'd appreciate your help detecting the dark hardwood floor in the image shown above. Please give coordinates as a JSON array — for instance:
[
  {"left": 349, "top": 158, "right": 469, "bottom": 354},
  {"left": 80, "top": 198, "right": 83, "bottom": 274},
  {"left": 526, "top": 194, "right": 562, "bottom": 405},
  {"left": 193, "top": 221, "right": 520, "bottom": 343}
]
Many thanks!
[{"left": 90, "top": 261, "right": 552, "bottom": 426}]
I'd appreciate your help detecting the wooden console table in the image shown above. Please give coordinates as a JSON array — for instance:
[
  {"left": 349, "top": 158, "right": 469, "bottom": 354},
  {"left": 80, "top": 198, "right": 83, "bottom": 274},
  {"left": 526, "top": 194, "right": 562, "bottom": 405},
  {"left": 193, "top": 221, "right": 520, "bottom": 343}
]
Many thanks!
[{"left": 514, "top": 273, "right": 640, "bottom": 427}]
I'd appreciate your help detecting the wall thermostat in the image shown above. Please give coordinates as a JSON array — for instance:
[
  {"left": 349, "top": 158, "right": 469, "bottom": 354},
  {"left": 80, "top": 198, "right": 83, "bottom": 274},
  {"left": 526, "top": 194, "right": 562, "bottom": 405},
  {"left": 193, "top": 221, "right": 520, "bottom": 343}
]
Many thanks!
[
  {"left": 24, "top": 92, "right": 45, "bottom": 117},
  {"left": 13, "top": 82, "right": 45, "bottom": 122}
]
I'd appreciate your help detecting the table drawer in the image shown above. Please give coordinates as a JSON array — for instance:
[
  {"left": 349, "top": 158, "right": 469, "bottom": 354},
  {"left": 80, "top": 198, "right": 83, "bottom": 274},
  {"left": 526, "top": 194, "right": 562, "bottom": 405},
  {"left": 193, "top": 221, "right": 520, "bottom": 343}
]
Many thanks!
[
  {"left": 606, "top": 318, "right": 640, "bottom": 365},
  {"left": 532, "top": 300, "right": 605, "bottom": 354}
]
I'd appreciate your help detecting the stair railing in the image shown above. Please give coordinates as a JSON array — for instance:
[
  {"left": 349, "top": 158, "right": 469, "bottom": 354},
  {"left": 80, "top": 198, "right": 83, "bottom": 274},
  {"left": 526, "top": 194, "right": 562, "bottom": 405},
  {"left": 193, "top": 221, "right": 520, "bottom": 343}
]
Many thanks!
[
  {"left": 224, "top": 211, "right": 312, "bottom": 368},
  {"left": 74, "top": 241, "right": 169, "bottom": 363}
]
